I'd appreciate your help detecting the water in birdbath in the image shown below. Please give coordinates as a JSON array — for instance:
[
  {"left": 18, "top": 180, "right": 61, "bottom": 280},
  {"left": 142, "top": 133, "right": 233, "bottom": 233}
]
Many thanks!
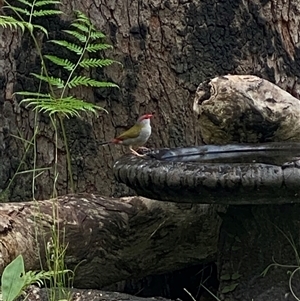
[{"left": 149, "top": 142, "right": 300, "bottom": 166}]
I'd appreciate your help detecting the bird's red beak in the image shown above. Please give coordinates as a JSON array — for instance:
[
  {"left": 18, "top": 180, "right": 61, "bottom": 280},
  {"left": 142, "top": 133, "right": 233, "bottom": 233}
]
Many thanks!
[
  {"left": 142, "top": 113, "right": 154, "bottom": 120},
  {"left": 146, "top": 113, "right": 154, "bottom": 119},
  {"left": 137, "top": 113, "right": 154, "bottom": 122}
]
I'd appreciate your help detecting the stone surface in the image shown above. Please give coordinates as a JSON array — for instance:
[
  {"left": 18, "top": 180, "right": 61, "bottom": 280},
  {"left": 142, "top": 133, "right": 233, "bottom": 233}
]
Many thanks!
[
  {"left": 113, "top": 149, "right": 300, "bottom": 205},
  {"left": 193, "top": 75, "right": 300, "bottom": 144}
]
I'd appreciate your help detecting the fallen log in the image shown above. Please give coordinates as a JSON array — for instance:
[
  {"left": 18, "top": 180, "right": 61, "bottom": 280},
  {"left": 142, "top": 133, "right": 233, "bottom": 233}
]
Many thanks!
[
  {"left": 0, "top": 194, "right": 223, "bottom": 288},
  {"left": 23, "top": 285, "right": 175, "bottom": 301}
]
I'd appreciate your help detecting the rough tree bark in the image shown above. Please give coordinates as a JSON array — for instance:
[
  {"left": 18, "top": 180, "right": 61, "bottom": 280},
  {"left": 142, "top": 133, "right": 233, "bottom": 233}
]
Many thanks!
[
  {"left": 0, "top": 194, "right": 223, "bottom": 288},
  {"left": 1, "top": 0, "right": 300, "bottom": 201},
  {"left": 22, "top": 286, "right": 175, "bottom": 301}
]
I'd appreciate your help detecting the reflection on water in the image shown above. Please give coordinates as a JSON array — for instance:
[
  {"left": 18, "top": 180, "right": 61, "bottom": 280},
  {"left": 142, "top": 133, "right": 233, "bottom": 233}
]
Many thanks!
[{"left": 149, "top": 143, "right": 300, "bottom": 166}]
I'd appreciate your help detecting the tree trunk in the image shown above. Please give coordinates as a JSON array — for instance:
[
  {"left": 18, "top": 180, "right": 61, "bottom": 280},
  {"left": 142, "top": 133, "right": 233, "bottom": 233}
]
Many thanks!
[
  {"left": 0, "top": 194, "right": 223, "bottom": 288},
  {"left": 2, "top": 0, "right": 300, "bottom": 201}
]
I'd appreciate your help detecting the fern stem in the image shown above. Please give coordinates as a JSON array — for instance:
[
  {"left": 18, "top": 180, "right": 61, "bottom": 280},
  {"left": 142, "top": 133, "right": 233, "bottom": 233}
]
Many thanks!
[
  {"left": 60, "top": 23, "right": 92, "bottom": 98},
  {"left": 29, "top": 0, "right": 37, "bottom": 24},
  {"left": 56, "top": 18, "right": 90, "bottom": 193},
  {"left": 59, "top": 115, "right": 74, "bottom": 193}
]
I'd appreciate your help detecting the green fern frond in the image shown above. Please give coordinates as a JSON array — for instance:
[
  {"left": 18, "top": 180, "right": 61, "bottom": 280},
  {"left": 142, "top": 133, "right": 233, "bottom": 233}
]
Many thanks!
[
  {"left": 63, "top": 30, "right": 86, "bottom": 43},
  {"left": 49, "top": 40, "right": 83, "bottom": 55},
  {"left": 20, "top": 97, "right": 51, "bottom": 110},
  {"left": 19, "top": 97, "right": 52, "bottom": 108},
  {"left": 68, "top": 76, "right": 119, "bottom": 88},
  {"left": 0, "top": 16, "right": 25, "bottom": 32},
  {"left": 86, "top": 44, "right": 113, "bottom": 53},
  {"left": 79, "top": 58, "right": 116, "bottom": 69},
  {"left": 18, "top": 92, "right": 51, "bottom": 107},
  {"left": 17, "top": 92, "right": 51, "bottom": 109},
  {"left": 23, "top": 96, "right": 107, "bottom": 117},
  {"left": 20, "top": 97, "right": 50, "bottom": 103},
  {"left": 87, "top": 81, "right": 119, "bottom": 88},
  {"left": 7, "top": 6, "right": 31, "bottom": 16},
  {"left": 90, "top": 31, "right": 106, "bottom": 40},
  {"left": 15, "top": 91, "right": 51, "bottom": 98},
  {"left": 34, "top": 0, "right": 61, "bottom": 7},
  {"left": 67, "top": 76, "right": 92, "bottom": 88},
  {"left": 31, "top": 73, "right": 65, "bottom": 88},
  {"left": 32, "top": 10, "right": 62, "bottom": 17},
  {"left": 30, "top": 23, "right": 48, "bottom": 35},
  {"left": 0, "top": 16, "right": 48, "bottom": 35},
  {"left": 73, "top": 10, "right": 91, "bottom": 25},
  {"left": 44, "top": 55, "right": 75, "bottom": 71},
  {"left": 71, "top": 22, "right": 90, "bottom": 33},
  {"left": 15, "top": 0, "right": 33, "bottom": 7}
]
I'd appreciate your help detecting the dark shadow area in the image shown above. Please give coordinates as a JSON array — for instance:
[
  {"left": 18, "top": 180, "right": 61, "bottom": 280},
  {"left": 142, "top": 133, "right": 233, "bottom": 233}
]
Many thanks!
[{"left": 122, "top": 263, "right": 219, "bottom": 301}]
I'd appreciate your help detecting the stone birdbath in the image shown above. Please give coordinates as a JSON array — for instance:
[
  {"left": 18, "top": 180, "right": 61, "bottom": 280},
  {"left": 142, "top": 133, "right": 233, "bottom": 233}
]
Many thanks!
[
  {"left": 113, "top": 75, "right": 300, "bottom": 300},
  {"left": 114, "top": 75, "right": 300, "bottom": 205}
]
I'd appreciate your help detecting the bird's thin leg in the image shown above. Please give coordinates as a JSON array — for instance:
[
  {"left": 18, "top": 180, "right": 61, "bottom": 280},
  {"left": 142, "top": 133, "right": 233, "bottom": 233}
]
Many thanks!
[
  {"left": 129, "top": 146, "right": 146, "bottom": 157},
  {"left": 137, "top": 146, "right": 149, "bottom": 151}
]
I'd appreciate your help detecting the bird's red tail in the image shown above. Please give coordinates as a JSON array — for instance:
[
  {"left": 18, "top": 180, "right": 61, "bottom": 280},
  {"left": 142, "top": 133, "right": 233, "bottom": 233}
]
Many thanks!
[
  {"left": 111, "top": 138, "right": 123, "bottom": 144},
  {"left": 98, "top": 138, "right": 122, "bottom": 146}
]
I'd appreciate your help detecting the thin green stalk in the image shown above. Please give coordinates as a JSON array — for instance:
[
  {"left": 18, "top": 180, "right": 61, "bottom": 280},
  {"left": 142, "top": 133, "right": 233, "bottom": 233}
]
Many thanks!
[
  {"left": 50, "top": 115, "right": 58, "bottom": 198},
  {"left": 32, "top": 106, "right": 39, "bottom": 200},
  {"left": 59, "top": 115, "right": 74, "bottom": 193},
  {"left": 28, "top": 0, "right": 38, "bottom": 24},
  {"left": 3, "top": 132, "right": 35, "bottom": 196}
]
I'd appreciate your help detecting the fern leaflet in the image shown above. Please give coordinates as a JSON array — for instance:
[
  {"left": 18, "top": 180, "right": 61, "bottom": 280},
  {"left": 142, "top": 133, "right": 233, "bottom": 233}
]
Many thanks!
[
  {"left": 49, "top": 40, "right": 83, "bottom": 55},
  {"left": 7, "top": 6, "right": 31, "bottom": 16},
  {"left": 67, "top": 76, "right": 94, "bottom": 88},
  {"left": 31, "top": 73, "right": 65, "bottom": 88},
  {"left": 63, "top": 30, "right": 86, "bottom": 43},
  {"left": 88, "top": 81, "right": 119, "bottom": 88},
  {"left": 44, "top": 55, "right": 75, "bottom": 71},
  {"left": 70, "top": 22, "right": 89, "bottom": 33},
  {"left": 67, "top": 76, "right": 118, "bottom": 88},
  {"left": 34, "top": 24, "right": 48, "bottom": 34},
  {"left": 79, "top": 58, "right": 116, "bottom": 69},
  {"left": 32, "top": 10, "right": 62, "bottom": 17},
  {"left": 86, "top": 44, "right": 113, "bottom": 52},
  {"left": 15, "top": 91, "right": 51, "bottom": 98},
  {"left": 0, "top": 16, "right": 25, "bottom": 32},
  {"left": 0, "top": 15, "right": 48, "bottom": 35},
  {"left": 90, "top": 31, "right": 106, "bottom": 40},
  {"left": 15, "top": 0, "right": 32, "bottom": 7},
  {"left": 74, "top": 11, "right": 91, "bottom": 25},
  {"left": 34, "top": 0, "right": 61, "bottom": 7}
]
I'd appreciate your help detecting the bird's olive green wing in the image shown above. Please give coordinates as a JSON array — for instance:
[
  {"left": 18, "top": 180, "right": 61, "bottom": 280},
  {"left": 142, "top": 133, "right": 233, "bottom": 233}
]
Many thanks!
[{"left": 116, "top": 124, "right": 142, "bottom": 140}]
